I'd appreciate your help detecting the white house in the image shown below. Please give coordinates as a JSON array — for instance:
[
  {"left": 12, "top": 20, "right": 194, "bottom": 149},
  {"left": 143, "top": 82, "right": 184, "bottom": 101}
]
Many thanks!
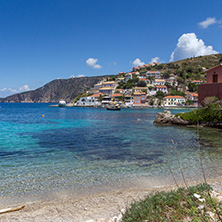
[
  {"left": 154, "top": 79, "right": 165, "bottom": 85},
  {"left": 76, "top": 93, "right": 102, "bottom": 106},
  {"left": 163, "top": 96, "right": 186, "bottom": 107},
  {"left": 146, "top": 71, "right": 161, "bottom": 79},
  {"left": 156, "top": 85, "right": 168, "bottom": 93}
]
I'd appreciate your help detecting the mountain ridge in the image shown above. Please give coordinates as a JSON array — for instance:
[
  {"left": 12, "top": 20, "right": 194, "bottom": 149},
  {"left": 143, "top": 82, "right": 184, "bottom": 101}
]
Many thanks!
[{"left": 2, "top": 76, "right": 108, "bottom": 103}]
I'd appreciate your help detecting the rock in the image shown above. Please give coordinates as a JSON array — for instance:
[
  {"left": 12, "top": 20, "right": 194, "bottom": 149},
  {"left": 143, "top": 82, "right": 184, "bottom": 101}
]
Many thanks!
[{"left": 153, "top": 110, "right": 190, "bottom": 126}]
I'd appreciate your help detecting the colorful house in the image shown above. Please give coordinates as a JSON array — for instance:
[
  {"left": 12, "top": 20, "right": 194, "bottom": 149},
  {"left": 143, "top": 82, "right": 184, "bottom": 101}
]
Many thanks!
[
  {"left": 133, "top": 92, "right": 146, "bottom": 105},
  {"left": 198, "top": 64, "right": 222, "bottom": 104},
  {"left": 163, "top": 96, "right": 186, "bottom": 107}
]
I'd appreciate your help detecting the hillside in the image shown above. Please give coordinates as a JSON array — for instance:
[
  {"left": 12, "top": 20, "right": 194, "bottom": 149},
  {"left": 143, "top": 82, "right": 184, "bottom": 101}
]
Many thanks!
[
  {"left": 138, "top": 53, "right": 222, "bottom": 80},
  {"left": 2, "top": 76, "right": 107, "bottom": 103}
]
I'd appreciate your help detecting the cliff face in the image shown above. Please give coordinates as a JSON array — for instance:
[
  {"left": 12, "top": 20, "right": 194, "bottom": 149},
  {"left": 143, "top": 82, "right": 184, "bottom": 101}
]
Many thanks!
[{"left": 2, "top": 76, "right": 106, "bottom": 103}]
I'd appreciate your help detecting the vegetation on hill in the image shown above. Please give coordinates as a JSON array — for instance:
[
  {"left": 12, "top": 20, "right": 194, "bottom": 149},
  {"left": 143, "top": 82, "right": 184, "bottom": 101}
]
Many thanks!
[
  {"left": 176, "top": 97, "right": 222, "bottom": 125},
  {"left": 138, "top": 53, "right": 222, "bottom": 83},
  {"left": 122, "top": 183, "right": 222, "bottom": 222}
]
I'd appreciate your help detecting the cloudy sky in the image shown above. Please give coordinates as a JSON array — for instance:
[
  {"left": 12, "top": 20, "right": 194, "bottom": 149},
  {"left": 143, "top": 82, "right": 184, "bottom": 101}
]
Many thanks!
[{"left": 0, "top": 0, "right": 222, "bottom": 97}]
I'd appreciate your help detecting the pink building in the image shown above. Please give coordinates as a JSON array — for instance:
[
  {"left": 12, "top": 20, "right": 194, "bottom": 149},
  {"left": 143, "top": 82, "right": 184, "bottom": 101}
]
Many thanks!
[
  {"left": 198, "top": 64, "right": 222, "bottom": 104},
  {"left": 133, "top": 92, "right": 146, "bottom": 105}
]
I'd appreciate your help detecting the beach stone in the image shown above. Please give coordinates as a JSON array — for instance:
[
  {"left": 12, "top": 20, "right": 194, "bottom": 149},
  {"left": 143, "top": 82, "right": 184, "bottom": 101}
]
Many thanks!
[{"left": 153, "top": 110, "right": 190, "bottom": 126}]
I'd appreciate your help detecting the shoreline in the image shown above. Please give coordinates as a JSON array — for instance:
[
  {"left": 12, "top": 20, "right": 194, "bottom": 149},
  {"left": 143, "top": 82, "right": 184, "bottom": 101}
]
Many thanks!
[{"left": 1, "top": 177, "right": 222, "bottom": 222}]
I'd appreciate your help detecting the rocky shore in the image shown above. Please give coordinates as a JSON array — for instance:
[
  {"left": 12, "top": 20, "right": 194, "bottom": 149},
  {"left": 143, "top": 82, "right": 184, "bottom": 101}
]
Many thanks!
[{"left": 153, "top": 110, "right": 191, "bottom": 126}]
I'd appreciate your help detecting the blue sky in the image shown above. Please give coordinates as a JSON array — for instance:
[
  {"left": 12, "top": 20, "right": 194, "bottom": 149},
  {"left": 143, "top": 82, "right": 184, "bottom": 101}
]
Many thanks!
[{"left": 0, "top": 0, "right": 222, "bottom": 97}]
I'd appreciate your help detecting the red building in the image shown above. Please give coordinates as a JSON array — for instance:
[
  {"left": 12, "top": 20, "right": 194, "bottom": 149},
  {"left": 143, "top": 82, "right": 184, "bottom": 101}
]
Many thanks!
[
  {"left": 198, "top": 64, "right": 222, "bottom": 104},
  {"left": 133, "top": 92, "right": 146, "bottom": 105}
]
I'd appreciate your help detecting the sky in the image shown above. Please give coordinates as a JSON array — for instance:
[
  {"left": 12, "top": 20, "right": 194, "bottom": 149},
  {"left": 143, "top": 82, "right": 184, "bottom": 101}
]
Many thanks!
[{"left": 0, "top": 0, "right": 222, "bottom": 97}]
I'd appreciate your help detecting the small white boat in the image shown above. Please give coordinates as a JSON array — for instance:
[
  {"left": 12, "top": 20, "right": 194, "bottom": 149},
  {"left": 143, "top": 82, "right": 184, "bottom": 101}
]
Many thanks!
[{"left": 58, "top": 100, "right": 66, "bottom": 107}]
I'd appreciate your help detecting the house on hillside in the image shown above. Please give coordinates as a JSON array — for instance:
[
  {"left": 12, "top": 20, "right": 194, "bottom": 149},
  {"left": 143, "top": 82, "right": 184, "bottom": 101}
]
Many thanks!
[
  {"left": 186, "top": 92, "right": 198, "bottom": 106},
  {"left": 198, "top": 64, "right": 222, "bottom": 104},
  {"left": 154, "top": 79, "right": 165, "bottom": 85},
  {"left": 102, "top": 81, "right": 118, "bottom": 88},
  {"left": 192, "top": 80, "right": 203, "bottom": 85},
  {"left": 146, "top": 71, "right": 161, "bottom": 79},
  {"left": 163, "top": 96, "right": 186, "bottom": 107},
  {"left": 156, "top": 85, "right": 168, "bottom": 94},
  {"left": 99, "top": 87, "right": 115, "bottom": 95}
]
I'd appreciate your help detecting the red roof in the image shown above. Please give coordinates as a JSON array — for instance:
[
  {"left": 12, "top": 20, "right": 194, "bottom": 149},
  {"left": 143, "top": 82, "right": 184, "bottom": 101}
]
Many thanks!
[
  {"left": 164, "top": 96, "right": 185, "bottom": 99},
  {"left": 156, "top": 85, "right": 167, "bottom": 88},
  {"left": 190, "top": 93, "right": 198, "bottom": 97},
  {"left": 90, "top": 93, "right": 103, "bottom": 97},
  {"left": 112, "top": 93, "right": 122, "bottom": 97}
]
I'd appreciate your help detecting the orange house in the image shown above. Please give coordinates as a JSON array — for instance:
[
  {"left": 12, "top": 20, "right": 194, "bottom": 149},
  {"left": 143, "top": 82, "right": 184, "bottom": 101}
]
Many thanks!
[{"left": 198, "top": 64, "right": 222, "bottom": 104}]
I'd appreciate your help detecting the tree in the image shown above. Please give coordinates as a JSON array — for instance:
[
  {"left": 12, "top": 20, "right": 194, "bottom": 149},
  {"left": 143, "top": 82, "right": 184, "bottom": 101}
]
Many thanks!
[
  {"left": 156, "top": 91, "right": 165, "bottom": 99},
  {"left": 188, "top": 82, "right": 198, "bottom": 92},
  {"left": 137, "top": 81, "right": 147, "bottom": 87}
]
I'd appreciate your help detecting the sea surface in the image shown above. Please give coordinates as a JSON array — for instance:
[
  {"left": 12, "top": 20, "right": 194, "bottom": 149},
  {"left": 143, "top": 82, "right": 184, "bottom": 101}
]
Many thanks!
[{"left": 0, "top": 103, "right": 222, "bottom": 203}]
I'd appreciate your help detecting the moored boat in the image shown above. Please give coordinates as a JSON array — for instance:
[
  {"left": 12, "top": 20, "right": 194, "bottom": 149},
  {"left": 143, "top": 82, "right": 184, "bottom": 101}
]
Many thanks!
[{"left": 58, "top": 100, "right": 66, "bottom": 107}]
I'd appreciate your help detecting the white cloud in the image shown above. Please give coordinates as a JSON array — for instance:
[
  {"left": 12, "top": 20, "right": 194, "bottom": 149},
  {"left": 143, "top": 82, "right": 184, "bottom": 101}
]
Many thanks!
[
  {"left": 0, "top": 85, "right": 31, "bottom": 97},
  {"left": 19, "top": 85, "right": 30, "bottom": 92},
  {"left": 132, "top": 58, "right": 145, "bottom": 66},
  {"left": 86, "top": 58, "right": 102, "bottom": 69},
  {"left": 69, "top": 74, "right": 85, "bottom": 78},
  {"left": 77, "top": 74, "right": 85, "bottom": 78},
  {"left": 199, "top": 17, "right": 217, "bottom": 29},
  {"left": 170, "top": 33, "right": 218, "bottom": 62},
  {"left": 151, "top": 57, "right": 160, "bottom": 63}
]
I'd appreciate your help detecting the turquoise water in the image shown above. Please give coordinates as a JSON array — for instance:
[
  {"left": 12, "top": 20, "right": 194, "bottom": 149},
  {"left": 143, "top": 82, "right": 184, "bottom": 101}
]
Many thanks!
[{"left": 0, "top": 103, "right": 222, "bottom": 202}]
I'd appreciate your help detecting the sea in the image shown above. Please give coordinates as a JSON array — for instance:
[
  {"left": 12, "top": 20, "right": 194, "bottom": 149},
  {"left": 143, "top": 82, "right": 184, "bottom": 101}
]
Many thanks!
[{"left": 1, "top": 103, "right": 222, "bottom": 204}]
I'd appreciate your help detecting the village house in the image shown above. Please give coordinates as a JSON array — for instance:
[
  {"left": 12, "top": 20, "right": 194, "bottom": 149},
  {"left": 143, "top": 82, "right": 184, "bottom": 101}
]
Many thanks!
[
  {"left": 124, "top": 94, "right": 134, "bottom": 107},
  {"left": 186, "top": 92, "right": 198, "bottom": 106},
  {"left": 166, "top": 76, "right": 178, "bottom": 86},
  {"left": 192, "top": 80, "right": 203, "bottom": 85},
  {"left": 163, "top": 96, "right": 186, "bottom": 107},
  {"left": 146, "top": 71, "right": 161, "bottom": 79},
  {"left": 133, "top": 92, "right": 146, "bottom": 106},
  {"left": 198, "top": 64, "right": 222, "bottom": 104},
  {"left": 76, "top": 93, "right": 103, "bottom": 106},
  {"left": 102, "top": 81, "right": 118, "bottom": 88},
  {"left": 125, "top": 73, "right": 133, "bottom": 82},
  {"left": 156, "top": 85, "right": 168, "bottom": 93},
  {"left": 94, "top": 83, "right": 102, "bottom": 89},
  {"left": 117, "top": 77, "right": 125, "bottom": 82},
  {"left": 154, "top": 79, "right": 165, "bottom": 85},
  {"left": 101, "top": 96, "right": 112, "bottom": 106},
  {"left": 112, "top": 93, "right": 123, "bottom": 101},
  {"left": 99, "top": 87, "right": 115, "bottom": 95}
]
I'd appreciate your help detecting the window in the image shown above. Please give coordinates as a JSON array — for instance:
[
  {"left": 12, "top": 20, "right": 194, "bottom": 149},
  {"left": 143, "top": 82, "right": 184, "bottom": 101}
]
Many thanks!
[{"left": 213, "top": 74, "right": 218, "bottom": 83}]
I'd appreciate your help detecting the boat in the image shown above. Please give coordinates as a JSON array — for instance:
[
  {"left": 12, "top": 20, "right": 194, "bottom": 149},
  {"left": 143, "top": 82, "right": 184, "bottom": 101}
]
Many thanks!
[
  {"left": 106, "top": 105, "right": 121, "bottom": 111},
  {"left": 106, "top": 98, "right": 121, "bottom": 111},
  {"left": 58, "top": 100, "right": 66, "bottom": 107}
]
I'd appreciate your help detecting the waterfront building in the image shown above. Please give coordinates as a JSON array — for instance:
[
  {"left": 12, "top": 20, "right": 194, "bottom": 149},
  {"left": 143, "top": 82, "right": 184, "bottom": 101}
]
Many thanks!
[
  {"left": 133, "top": 92, "right": 146, "bottom": 105},
  {"left": 163, "top": 96, "right": 186, "bottom": 107}
]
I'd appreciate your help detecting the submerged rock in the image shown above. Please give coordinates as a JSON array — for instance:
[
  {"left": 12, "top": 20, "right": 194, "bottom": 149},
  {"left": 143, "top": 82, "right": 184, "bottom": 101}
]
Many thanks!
[{"left": 153, "top": 110, "right": 190, "bottom": 126}]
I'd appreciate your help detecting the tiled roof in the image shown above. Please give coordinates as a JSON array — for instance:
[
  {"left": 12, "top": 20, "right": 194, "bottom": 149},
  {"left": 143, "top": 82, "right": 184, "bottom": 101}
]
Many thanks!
[
  {"left": 164, "top": 96, "right": 185, "bottom": 99},
  {"left": 156, "top": 85, "right": 167, "bottom": 88}
]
